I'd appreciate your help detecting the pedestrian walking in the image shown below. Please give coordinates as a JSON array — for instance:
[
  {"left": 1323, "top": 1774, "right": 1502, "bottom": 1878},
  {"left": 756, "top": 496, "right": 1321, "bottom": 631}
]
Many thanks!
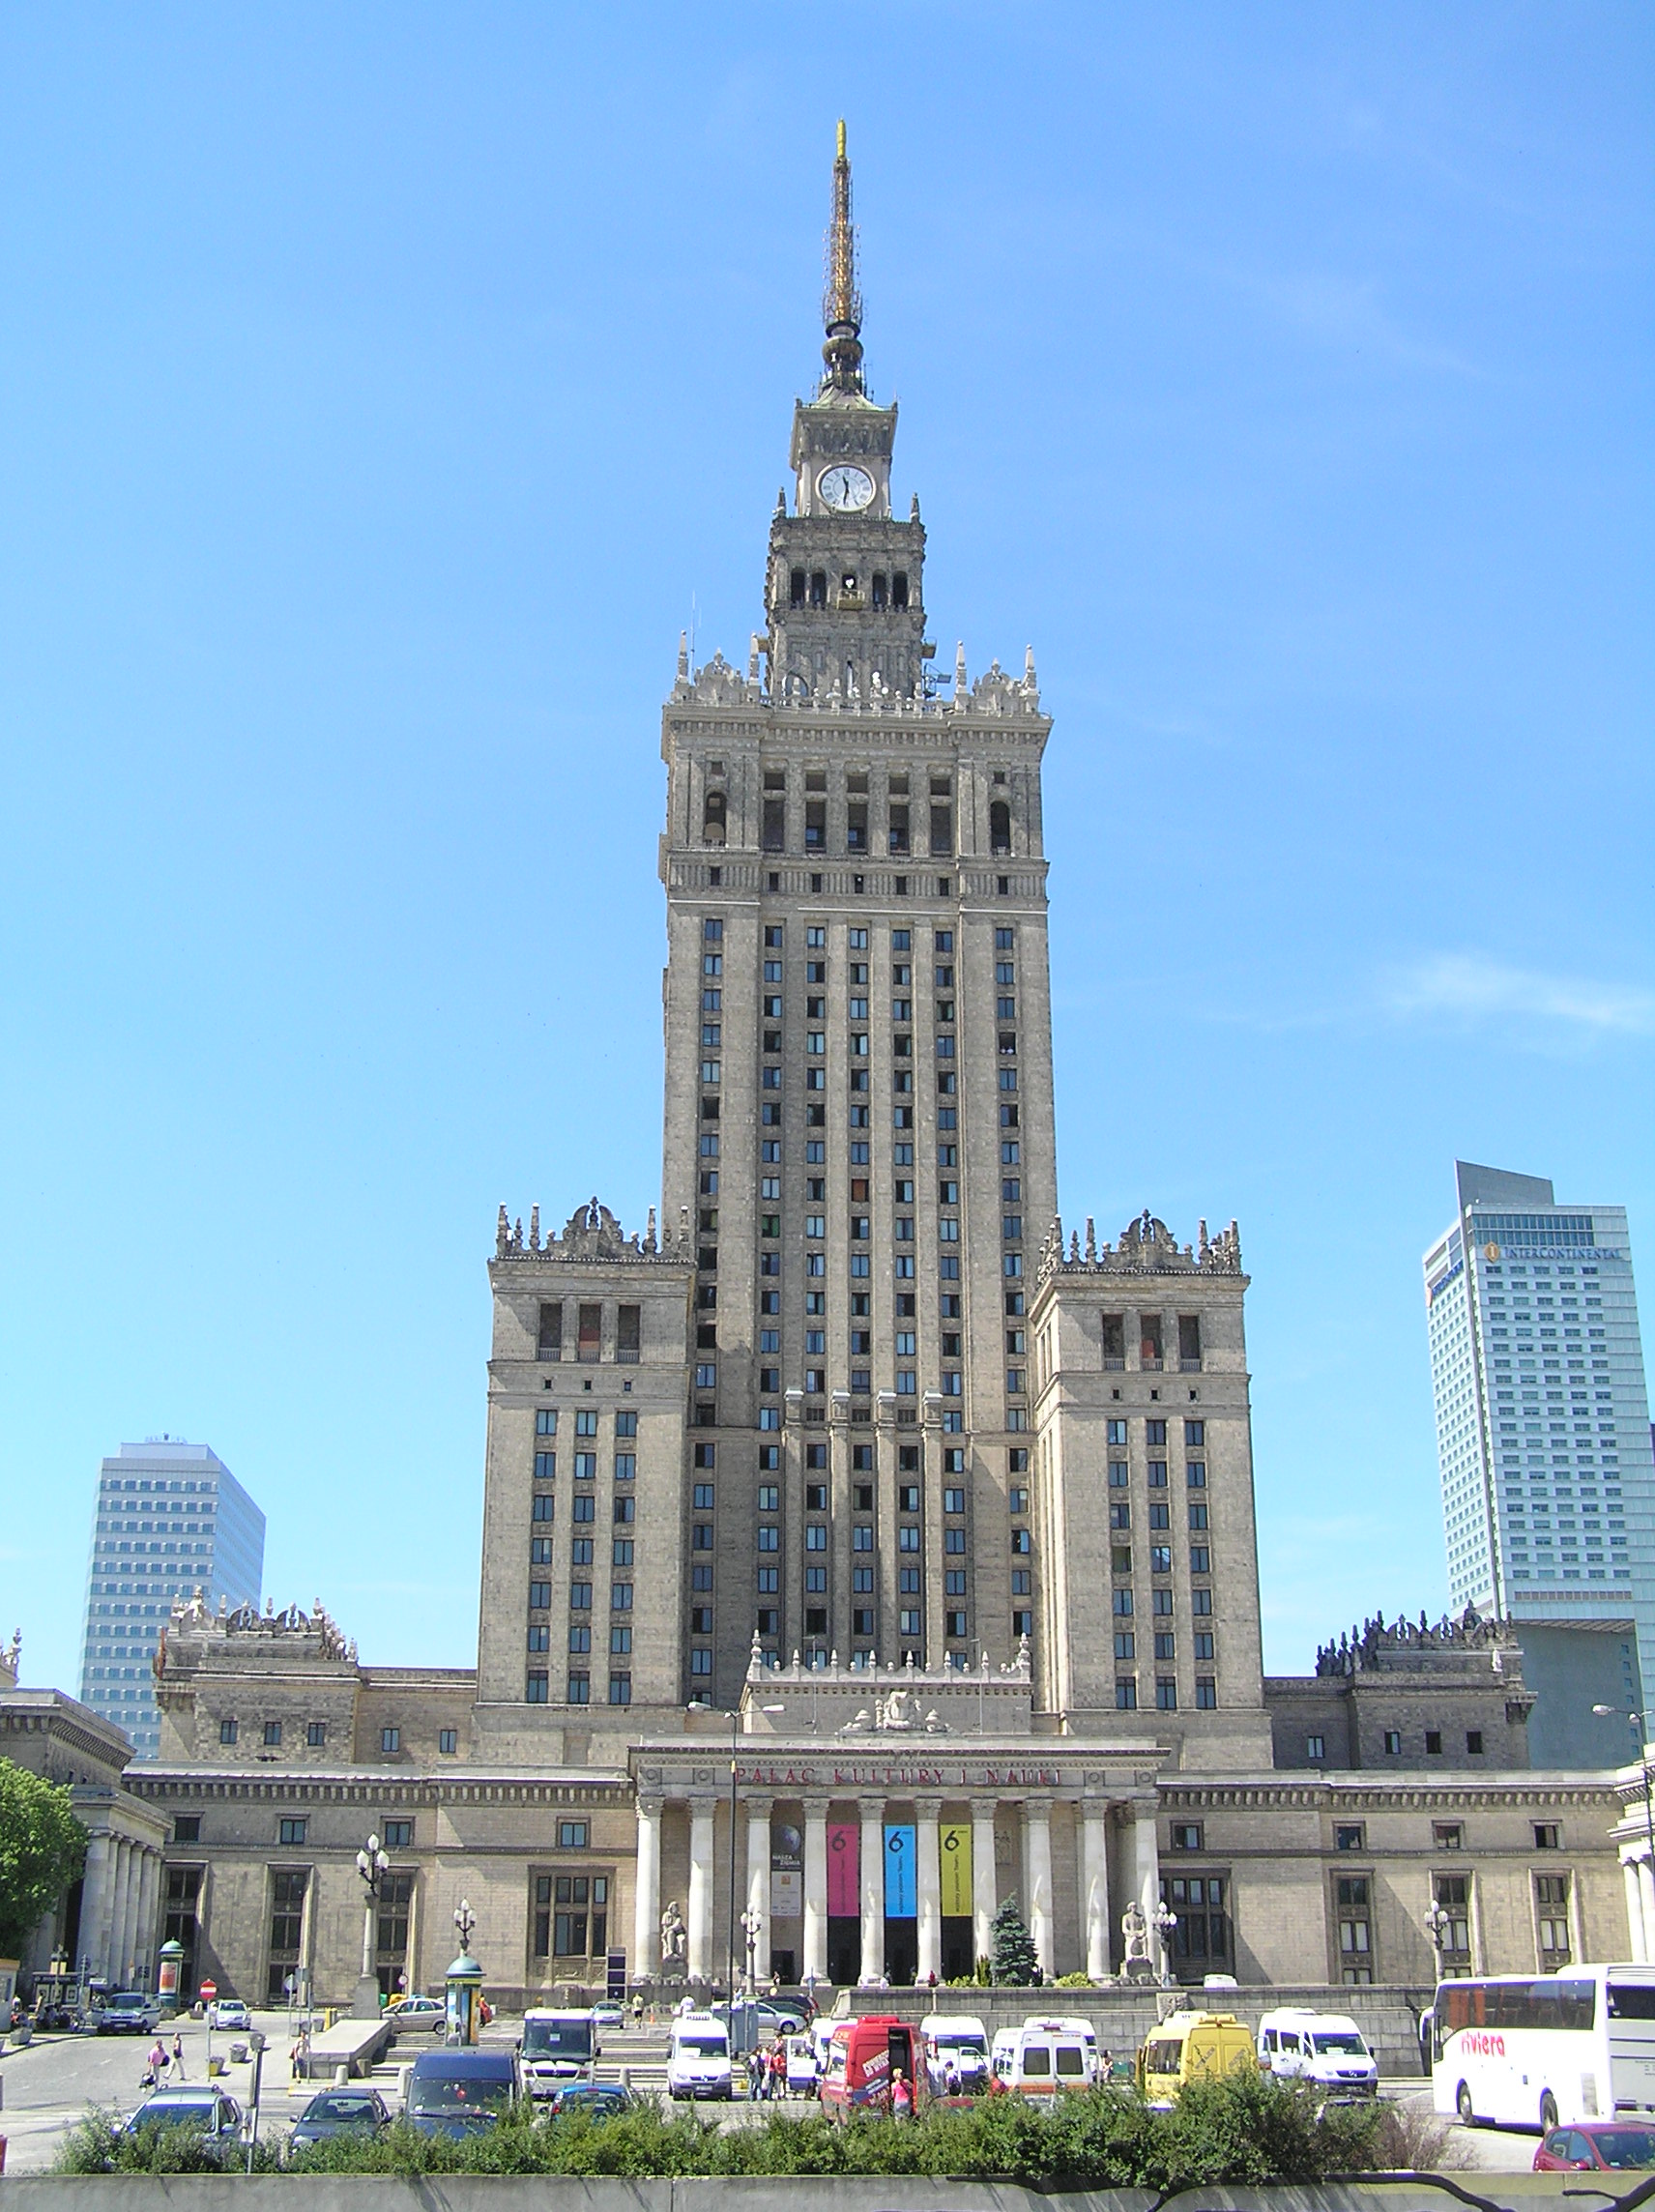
[
  {"left": 891, "top": 2067, "right": 914, "bottom": 2118},
  {"left": 170, "top": 2030, "right": 185, "bottom": 2079}
]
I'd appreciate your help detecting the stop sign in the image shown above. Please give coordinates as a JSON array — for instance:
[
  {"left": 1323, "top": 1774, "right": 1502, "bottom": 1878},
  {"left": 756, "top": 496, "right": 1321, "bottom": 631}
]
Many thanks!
[{"left": 199, "top": 1979, "right": 218, "bottom": 2002}]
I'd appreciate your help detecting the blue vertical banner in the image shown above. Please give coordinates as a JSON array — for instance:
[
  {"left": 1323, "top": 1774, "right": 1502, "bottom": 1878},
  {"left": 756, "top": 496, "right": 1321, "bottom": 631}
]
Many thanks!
[{"left": 884, "top": 1823, "right": 917, "bottom": 1918}]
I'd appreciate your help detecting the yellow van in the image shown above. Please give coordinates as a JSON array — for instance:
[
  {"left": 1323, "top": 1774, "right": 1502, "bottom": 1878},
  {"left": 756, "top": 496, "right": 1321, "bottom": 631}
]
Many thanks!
[{"left": 1137, "top": 2011, "right": 1258, "bottom": 2107}]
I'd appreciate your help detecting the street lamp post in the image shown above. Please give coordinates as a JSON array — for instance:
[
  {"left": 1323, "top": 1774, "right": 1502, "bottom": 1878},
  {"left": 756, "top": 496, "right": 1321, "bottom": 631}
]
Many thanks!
[
  {"left": 688, "top": 1697, "right": 782, "bottom": 2005},
  {"left": 352, "top": 1833, "right": 390, "bottom": 2019},
  {"left": 1149, "top": 1900, "right": 1177, "bottom": 1986},
  {"left": 740, "top": 1906, "right": 761, "bottom": 1995}
]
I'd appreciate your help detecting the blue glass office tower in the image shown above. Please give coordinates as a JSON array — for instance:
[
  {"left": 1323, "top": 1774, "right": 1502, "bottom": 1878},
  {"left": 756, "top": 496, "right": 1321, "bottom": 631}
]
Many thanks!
[
  {"left": 77, "top": 1440, "right": 265, "bottom": 1759},
  {"left": 1425, "top": 1162, "right": 1655, "bottom": 1765}
]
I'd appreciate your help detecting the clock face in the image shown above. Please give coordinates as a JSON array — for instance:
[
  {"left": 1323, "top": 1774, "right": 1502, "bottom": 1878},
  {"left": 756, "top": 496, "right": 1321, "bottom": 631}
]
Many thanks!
[{"left": 818, "top": 464, "right": 875, "bottom": 513}]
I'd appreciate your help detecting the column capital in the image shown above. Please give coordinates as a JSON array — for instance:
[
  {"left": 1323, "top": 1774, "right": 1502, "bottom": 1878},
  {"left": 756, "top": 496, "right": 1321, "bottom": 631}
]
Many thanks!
[
  {"left": 744, "top": 1794, "right": 774, "bottom": 1821},
  {"left": 913, "top": 1794, "right": 944, "bottom": 1819},
  {"left": 858, "top": 1794, "right": 886, "bottom": 1820},
  {"left": 687, "top": 1792, "right": 719, "bottom": 1816},
  {"left": 636, "top": 1793, "right": 666, "bottom": 1819},
  {"left": 1022, "top": 1792, "right": 1054, "bottom": 1819},
  {"left": 970, "top": 1796, "right": 999, "bottom": 1821},
  {"left": 801, "top": 1792, "right": 832, "bottom": 1818}
]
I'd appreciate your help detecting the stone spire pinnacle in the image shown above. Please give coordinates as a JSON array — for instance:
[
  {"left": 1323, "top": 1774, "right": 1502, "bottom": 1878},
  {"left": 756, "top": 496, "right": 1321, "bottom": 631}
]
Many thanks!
[{"left": 821, "top": 119, "right": 864, "bottom": 394}]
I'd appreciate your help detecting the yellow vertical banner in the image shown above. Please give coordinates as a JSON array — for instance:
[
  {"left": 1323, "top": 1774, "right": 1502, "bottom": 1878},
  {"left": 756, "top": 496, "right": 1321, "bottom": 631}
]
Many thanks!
[{"left": 939, "top": 1822, "right": 973, "bottom": 1918}]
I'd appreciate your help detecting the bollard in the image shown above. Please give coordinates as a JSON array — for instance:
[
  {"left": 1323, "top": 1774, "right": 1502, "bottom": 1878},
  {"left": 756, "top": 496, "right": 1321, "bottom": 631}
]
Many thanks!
[
  {"left": 334, "top": 2064, "right": 349, "bottom": 2086},
  {"left": 0, "top": 2131, "right": 8, "bottom": 2172}
]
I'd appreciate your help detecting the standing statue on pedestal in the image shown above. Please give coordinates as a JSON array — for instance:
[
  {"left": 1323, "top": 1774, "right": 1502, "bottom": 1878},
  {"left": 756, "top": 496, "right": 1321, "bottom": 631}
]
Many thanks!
[
  {"left": 1118, "top": 1899, "right": 1155, "bottom": 1983},
  {"left": 659, "top": 1899, "right": 687, "bottom": 1979}
]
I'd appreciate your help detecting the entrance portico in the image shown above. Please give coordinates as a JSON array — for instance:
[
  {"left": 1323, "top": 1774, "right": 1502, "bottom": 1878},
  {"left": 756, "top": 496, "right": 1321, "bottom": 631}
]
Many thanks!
[{"left": 630, "top": 1659, "right": 1167, "bottom": 1989}]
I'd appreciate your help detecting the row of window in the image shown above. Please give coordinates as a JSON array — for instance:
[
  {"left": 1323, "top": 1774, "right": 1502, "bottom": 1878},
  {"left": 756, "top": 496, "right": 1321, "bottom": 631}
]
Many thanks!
[
  {"left": 216, "top": 1718, "right": 453, "bottom": 1756},
  {"left": 531, "top": 1671, "right": 632, "bottom": 1704},
  {"left": 1115, "top": 1676, "right": 1218, "bottom": 1710},
  {"left": 535, "top": 1303, "right": 641, "bottom": 1363},
  {"left": 1303, "top": 1727, "right": 1496, "bottom": 1761}
]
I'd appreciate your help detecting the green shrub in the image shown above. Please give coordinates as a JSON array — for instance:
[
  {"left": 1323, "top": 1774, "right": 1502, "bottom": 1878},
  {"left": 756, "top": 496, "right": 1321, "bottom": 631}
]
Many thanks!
[{"left": 61, "top": 2075, "right": 1386, "bottom": 2185}]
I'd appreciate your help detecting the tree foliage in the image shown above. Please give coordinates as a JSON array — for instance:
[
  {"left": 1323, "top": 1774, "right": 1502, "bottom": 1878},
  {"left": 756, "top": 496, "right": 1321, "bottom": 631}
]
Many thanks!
[
  {"left": 0, "top": 1757, "right": 87, "bottom": 1960},
  {"left": 988, "top": 1892, "right": 1040, "bottom": 1986}
]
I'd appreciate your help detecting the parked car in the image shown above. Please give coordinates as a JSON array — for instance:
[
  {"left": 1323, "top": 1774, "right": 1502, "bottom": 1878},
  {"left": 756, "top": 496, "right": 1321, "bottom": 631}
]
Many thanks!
[
  {"left": 386, "top": 1994, "right": 446, "bottom": 2033},
  {"left": 97, "top": 1993, "right": 161, "bottom": 2035},
  {"left": 545, "top": 2081, "right": 637, "bottom": 2120},
  {"left": 1257, "top": 2008, "right": 1379, "bottom": 2099},
  {"left": 206, "top": 1998, "right": 250, "bottom": 2032},
  {"left": 123, "top": 2088, "right": 244, "bottom": 2144},
  {"left": 405, "top": 2047, "right": 519, "bottom": 2138},
  {"left": 667, "top": 2013, "right": 733, "bottom": 2101},
  {"left": 1535, "top": 2124, "right": 1655, "bottom": 2171},
  {"left": 289, "top": 2087, "right": 392, "bottom": 2147},
  {"left": 589, "top": 2000, "right": 624, "bottom": 2032}
]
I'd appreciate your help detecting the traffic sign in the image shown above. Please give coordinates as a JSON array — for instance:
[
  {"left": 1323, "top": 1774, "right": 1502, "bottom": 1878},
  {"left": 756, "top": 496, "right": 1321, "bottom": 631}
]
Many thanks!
[{"left": 199, "top": 1979, "right": 218, "bottom": 2001}]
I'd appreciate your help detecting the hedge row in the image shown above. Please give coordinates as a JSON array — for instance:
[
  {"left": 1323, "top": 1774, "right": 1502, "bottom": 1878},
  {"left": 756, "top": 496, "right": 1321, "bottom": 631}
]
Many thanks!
[{"left": 59, "top": 2076, "right": 1386, "bottom": 2185}]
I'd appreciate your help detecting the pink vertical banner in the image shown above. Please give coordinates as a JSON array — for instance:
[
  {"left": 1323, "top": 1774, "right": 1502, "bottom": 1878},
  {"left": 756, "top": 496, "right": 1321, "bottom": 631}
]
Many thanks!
[{"left": 827, "top": 1821, "right": 859, "bottom": 1916}]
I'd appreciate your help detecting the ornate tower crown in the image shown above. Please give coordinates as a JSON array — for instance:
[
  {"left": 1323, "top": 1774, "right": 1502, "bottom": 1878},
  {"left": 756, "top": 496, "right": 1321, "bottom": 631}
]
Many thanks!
[{"left": 821, "top": 119, "right": 864, "bottom": 395}]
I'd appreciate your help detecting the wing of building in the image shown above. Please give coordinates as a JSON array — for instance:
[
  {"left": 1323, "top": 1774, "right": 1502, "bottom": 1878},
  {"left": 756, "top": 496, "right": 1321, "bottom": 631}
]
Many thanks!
[{"left": 66, "top": 130, "right": 1645, "bottom": 2023}]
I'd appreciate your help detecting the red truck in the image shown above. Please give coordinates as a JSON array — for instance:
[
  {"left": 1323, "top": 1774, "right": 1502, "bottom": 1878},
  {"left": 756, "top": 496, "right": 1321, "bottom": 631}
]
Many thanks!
[{"left": 819, "top": 2015, "right": 928, "bottom": 2119}]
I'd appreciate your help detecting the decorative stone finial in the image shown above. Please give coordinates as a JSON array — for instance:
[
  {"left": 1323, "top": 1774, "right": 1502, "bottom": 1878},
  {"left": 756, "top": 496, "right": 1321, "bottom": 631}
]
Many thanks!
[
  {"left": 953, "top": 641, "right": 968, "bottom": 701},
  {"left": 645, "top": 1206, "right": 657, "bottom": 1253},
  {"left": 529, "top": 1205, "right": 540, "bottom": 1251},
  {"left": 1085, "top": 1216, "right": 1097, "bottom": 1263},
  {"left": 677, "top": 629, "right": 689, "bottom": 680},
  {"left": 496, "top": 1204, "right": 509, "bottom": 1258},
  {"left": 749, "top": 632, "right": 763, "bottom": 683}
]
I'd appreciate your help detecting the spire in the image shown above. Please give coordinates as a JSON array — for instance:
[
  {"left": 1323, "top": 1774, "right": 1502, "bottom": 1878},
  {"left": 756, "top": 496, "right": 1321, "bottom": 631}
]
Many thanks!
[{"left": 821, "top": 119, "right": 864, "bottom": 394}]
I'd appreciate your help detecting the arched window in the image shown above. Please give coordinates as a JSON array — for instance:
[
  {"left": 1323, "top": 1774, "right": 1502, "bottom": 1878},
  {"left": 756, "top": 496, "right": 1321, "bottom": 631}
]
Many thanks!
[
  {"left": 871, "top": 573, "right": 887, "bottom": 609},
  {"left": 990, "top": 800, "right": 1011, "bottom": 855},
  {"left": 702, "top": 790, "right": 727, "bottom": 845},
  {"left": 891, "top": 571, "right": 910, "bottom": 610},
  {"left": 790, "top": 568, "right": 806, "bottom": 608},
  {"left": 809, "top": 570, "right": 828, "bottom": 607}
]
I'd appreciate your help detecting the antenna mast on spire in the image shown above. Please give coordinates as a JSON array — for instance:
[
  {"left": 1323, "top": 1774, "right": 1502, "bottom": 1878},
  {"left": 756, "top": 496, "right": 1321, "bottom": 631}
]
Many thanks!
[{"left": 821, "top": 119, "right": 864, "bottom": 394}]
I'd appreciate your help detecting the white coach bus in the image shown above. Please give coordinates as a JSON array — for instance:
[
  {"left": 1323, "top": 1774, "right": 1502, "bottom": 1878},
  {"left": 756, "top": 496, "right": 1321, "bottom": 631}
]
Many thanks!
[{"left": 1430, "top": 1966, "right": 1655, "bottom": 2133}]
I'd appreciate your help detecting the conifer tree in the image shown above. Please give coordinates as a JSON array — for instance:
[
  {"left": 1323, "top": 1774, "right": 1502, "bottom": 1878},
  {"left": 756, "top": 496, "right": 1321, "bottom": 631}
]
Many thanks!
[{"left": 990, "top": 1894, "right": 1039, "bottom": 1986}]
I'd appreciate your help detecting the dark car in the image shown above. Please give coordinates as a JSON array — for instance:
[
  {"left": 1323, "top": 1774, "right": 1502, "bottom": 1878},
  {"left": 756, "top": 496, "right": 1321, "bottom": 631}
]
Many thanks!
[
  {"left": 545, "top": 2082, "right": 637, "bottom": 2121},
  {"left": 1535, "top": 2123, "right": 1655, "bottom": 2171},
  {"left": 405, "top": 2047, "right": 519, "bottom": 2138},
  {"left": 289, "top": 2087, "right": 392, "bottom": 2147},
  {"left": 122, "top": 2088, "right": 244, "bottom": 2144}
]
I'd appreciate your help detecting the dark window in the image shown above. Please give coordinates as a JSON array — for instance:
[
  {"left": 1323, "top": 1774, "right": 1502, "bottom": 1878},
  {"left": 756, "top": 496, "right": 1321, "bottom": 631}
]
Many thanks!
[
  {"left": 537, "top": 1302, "right": 563, "bottom": 1359},
  {"left": 1140, "top": 1314, "right": 1163, "bottom": 1370},
  {"left": 809, "top": 570, "right": 827, "bottom": 606},
  {"left": 173, "top": 1815, "right": 202, "bottom": 1844},
  {"left": 617, "top": 1305, "right": 641, "bottom": 1362},
  {"left": 1178, "top": 1315, "right": 1202, "bottom": 1369},
  {"left": 1425, "top": 1730, "right": 1442, "bottom": 1756},
  {"left": 891, "top": 571, "right": 909, "bottom": 610},
  {"left": 1102, "top": 1313, "right": 1124, "bottom": 1368},
  {"left": 578, "top": 1303, "right": 601, "bottom": 1361},
  {"left": 763, "top": 798, "right": 786, "bottom": 851},
  {"left": 263, "top": 1720, "right": 282, "bottom": 1747},
  {"left": 267, "top": 1868, "right": 308, "bottom": 2003},
  {"left": 1163, "top": 1874, "right": 1230, "bottom": 1968},
  {"left": 1466, "top": 1730, "right": 1484, "bottom": 1755},
  {"left": 163, "top": 1866, "right": 202, "bottom": 1995},
  {"left": 790, "top": 568, "right": 806, "bottom": 607},
  {"left": 989, "top": 799, "right": 1011, "bottom": 855},
  {"left": 306, "top": 1721, "right": 327, "bottom": 1747},
  {"left": 1335, "top": 1823, "right": 1364, "bottom": 1851}
]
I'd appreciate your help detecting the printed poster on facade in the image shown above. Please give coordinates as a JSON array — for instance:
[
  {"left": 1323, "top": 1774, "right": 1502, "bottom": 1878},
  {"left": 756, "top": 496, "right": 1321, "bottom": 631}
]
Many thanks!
[
  {"left": 827, "top": 1821, "right": 859, "bottom": 1916},
  {"left": 770, "top": 1819, "right": 802, "bottom": 1920},
  {"left": 940, "top": 1822, "right": 973, "bottom": 1917}
]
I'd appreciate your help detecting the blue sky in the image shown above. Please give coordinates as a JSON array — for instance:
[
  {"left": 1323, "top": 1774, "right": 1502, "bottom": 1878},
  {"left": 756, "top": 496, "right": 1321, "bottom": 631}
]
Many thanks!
[{"left": 2, "top": 4, "right": 1650, "bottom": 1697}]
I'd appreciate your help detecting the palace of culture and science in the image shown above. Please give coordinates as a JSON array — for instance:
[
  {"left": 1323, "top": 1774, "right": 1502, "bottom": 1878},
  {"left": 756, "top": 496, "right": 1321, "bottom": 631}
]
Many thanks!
[{"left": 30, "top": 131, "right": 1646, "bottom": 2023}]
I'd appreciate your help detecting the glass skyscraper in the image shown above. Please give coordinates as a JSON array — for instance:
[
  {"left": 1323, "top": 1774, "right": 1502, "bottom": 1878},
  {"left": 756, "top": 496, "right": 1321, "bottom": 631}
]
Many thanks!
[
  {"left": 1425, "top": 1161, "right": 1655, "bottom": 1761},
  {"left": 78, "top": 1439, "right": 265, "bottom": 1759}
]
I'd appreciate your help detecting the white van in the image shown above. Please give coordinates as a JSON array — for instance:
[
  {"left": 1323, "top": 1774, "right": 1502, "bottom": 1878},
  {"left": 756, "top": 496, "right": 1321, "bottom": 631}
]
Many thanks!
[
  {"left": 1257, "top": 2009, "right": 1379, "bottom": 2098},
  {"left": 667, "top": 2012, "right": 733, "bottom": 2101},
  {"left": 518, "top": 2009, "right": 596, "bottom": 2100},
  {"left": 921, "top": 2011, "right": 990, "bottom": 2095},
  {"left": 989, "top": 2016, "right": 1095, "bottom": 2103}
]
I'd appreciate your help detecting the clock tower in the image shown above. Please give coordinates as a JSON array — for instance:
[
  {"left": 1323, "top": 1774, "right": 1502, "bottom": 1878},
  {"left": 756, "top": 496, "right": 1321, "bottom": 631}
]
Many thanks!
[{"left": 766, "top": 123, "right": 930, "bottom": 710}]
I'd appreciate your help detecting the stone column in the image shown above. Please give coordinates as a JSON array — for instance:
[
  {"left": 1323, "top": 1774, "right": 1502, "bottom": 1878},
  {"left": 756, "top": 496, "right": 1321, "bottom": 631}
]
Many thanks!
[
  {"left": 633, "top": 1796, "right": 662, "bottom": 1982},
  {"left": 109, "top": 1840, "right": 134, "bottom": 1986},
  {"left": 915, "top": 1797, "right": 943, "bottom": 1986},
  {"left": 1639, "top": 1858, "right": 1655, "bottom": 1973},
  {"left": 80, "top": 1830, "right": 114, "bottom": 1982},
  {"left": 687, "top": 1798, "right": 716, "bottom": 1986},
  {"left": 1081, "top": 1800, "right": 1112, "bottom": 1982},
  {"left": 1624, "top": 1853, "right": 1647, "bottom": 1965},
  {"left": 801, "top": 1795, "right": 829, "bottom": 1985},
  {"left": 971, "top": 1798, "right": 998, "bottom": 1969},
  {"left": 744, "top": 1796, "right": 772, "bottom": 1989},
  {"left": 1132, "top": 1800, "right": 1162, "bottom": 1978},
  {"left": 858, "top": 1797, "right": 885, "bottom": 1985},
  {"left": 1025, "top": 1798, "right": 1055, "bottom": 1980},
  {"left": 133, "top": 1848, "right": 161, "bottom": 1989}
]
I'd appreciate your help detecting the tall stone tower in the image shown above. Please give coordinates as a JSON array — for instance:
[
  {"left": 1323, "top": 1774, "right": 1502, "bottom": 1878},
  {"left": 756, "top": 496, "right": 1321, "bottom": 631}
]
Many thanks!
[{"left": 659, "top": 125, "right": 1058, "bottom": 1706}]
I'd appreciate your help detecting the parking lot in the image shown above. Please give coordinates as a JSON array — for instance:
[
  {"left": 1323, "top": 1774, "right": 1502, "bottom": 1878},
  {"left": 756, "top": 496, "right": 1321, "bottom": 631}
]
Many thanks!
[{"left": 0, "top": 2015, "right": 1543, "bottom": 2179}]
